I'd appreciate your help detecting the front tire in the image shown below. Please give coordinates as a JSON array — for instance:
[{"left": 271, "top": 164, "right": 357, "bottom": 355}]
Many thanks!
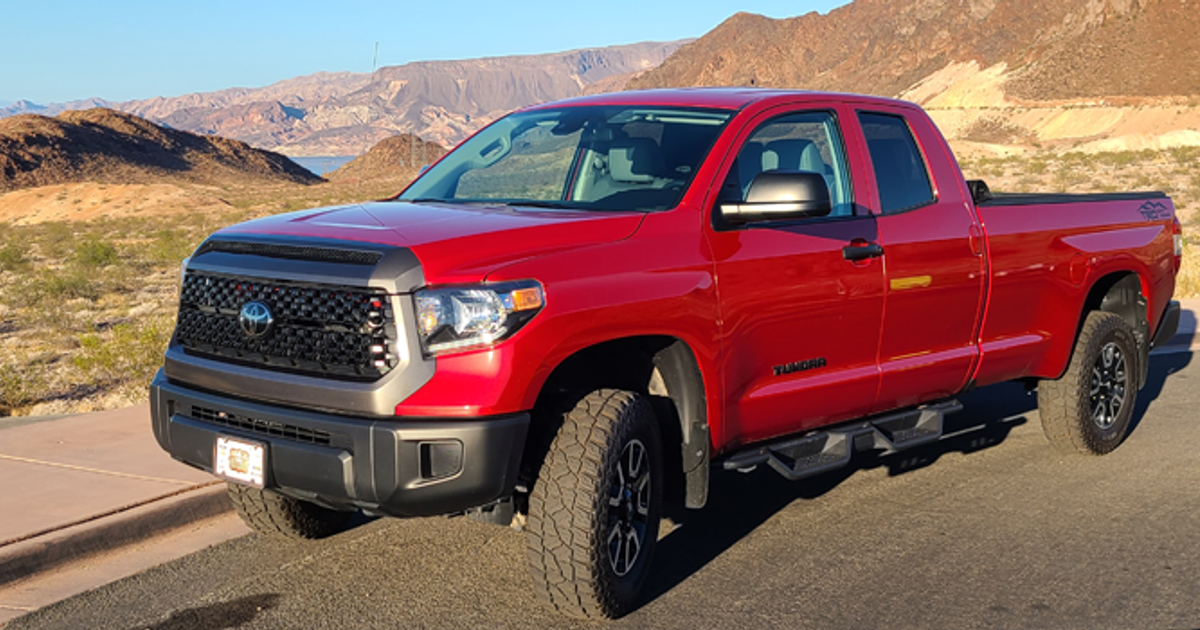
[
  {"left": 526, "top": 389, "right": 663, "bottom": 619},
  {"left": 226, "top": 483, "right": 351, "bottom": 540},
  {"left": 1038, "top": 311, "right": 1140, "bottom": 455}
]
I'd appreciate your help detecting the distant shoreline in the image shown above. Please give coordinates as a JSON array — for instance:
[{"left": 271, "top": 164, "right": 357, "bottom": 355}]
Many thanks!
[{"left": 290, "top": 156, "right": 356, "bottom": 177}]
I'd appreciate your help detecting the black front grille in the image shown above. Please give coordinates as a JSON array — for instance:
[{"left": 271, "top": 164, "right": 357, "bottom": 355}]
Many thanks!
[
  {"left": 174, "top": 271, "right": 398, "bottom": 380},
  {"left": 191, "top": 405, "right": 332, "bottom": 445},
  {"left": 195, "top": 240, "right": 383, "bottom": 265}
]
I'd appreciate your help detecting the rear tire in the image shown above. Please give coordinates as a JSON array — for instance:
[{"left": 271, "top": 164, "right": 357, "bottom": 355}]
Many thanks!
[
  {"left": 1038, "top": 311, "right": 1140, "bottom": 455},
  {"left": 226, "top": 483, "right": 351, "bottom": 540},
  {"left": 526, "top": 389, "right": 663, "bottom": 619}
]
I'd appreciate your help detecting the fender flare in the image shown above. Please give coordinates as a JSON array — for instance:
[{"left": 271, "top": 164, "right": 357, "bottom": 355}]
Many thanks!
[{"left": 650, "top": 340, "right": 710, "bottom": 508}]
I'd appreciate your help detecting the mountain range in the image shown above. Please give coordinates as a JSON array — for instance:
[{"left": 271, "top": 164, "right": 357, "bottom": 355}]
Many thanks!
[
  {"left": 6, "top": 0, "right": 1200, "bottom": 159},
  {"left": 1, "top": 42, "right": 684, "bottom": 156},
  {"left": 0, "top": 108, "right": 319, "bottom": 193},
  {"left": 630, "top": 0, "right": 1200, "bottom": 154}
]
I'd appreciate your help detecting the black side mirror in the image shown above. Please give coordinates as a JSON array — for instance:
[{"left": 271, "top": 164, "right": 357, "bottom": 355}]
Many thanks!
[{"left": 719, "top": 171, "right": 832, "bottom": 225}]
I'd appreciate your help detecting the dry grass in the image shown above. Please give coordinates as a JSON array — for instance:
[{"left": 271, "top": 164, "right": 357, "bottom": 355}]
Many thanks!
[
  {"left": 1178, "top": 237, "right": 1200, "bottom": 300},
  {"left": 1, "top": 149, "right": 1197, "bottom": 416},
  {"left": 0, "top": 177, "right": 411, "bottom": 416}
]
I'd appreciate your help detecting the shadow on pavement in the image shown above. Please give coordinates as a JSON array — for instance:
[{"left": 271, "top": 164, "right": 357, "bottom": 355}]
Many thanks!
[
  {"left": 1130, "top": 350, "right": 1192, "bottom": 434},
  {"left": 129, "top": 593, "right": 280, "bottom": 630},
  {"left": 641, "top": 351, "right": 1189, "bottom": 609}
]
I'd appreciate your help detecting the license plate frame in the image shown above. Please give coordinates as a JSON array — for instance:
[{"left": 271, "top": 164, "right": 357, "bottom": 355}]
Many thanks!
[{"left": 214, "top": 435, "right": 266, "bottom": 488}]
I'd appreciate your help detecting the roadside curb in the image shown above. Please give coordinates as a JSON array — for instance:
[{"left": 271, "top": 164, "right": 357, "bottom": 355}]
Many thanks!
[{"left": 0, "top": 483, "right": 231, "bottom": 587}]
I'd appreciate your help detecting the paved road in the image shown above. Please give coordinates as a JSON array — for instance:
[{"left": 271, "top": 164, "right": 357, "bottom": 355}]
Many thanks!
[{"left": 9, "top": 352, "right": 1200, "bottom": 630}]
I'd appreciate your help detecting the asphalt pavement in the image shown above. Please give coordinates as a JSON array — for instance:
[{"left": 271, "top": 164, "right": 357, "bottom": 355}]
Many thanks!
[{"left": 5, "top": 349, "right": 1199, "bottom": 630}]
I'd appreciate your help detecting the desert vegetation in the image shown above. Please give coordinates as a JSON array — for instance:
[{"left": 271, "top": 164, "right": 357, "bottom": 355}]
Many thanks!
[
  {"left": 0, "top": 176, "right": 411, "bottom": 416},
  {"left": 0, "top": 148, "right": 1196, "bottom": 417}
]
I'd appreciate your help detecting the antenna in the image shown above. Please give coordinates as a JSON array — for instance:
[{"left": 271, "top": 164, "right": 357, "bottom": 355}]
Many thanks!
[{"left": 357, "top": 42, "right": 380, "bottom": 199}]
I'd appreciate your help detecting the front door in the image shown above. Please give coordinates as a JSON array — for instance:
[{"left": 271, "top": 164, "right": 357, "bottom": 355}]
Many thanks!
[{"left": 707, "top": 107, "right": 885, "bottom": 447}]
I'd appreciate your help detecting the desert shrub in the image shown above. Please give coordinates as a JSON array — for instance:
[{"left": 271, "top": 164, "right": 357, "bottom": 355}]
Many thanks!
[
  {"left": 1097, "top": 151, "right": 1150, "bottom": 168},
  {"left": 31, "top": 222, "right": 75, "bottom": 260},
  {"left": 13, "top": 267, "right": 102, "bottom": 306},
  {"left": 0, "top": 241, "right": 29, "bottom": 271},
  {"left": 75, "top": 237, "right": 119, "bottom": 268},
  {"left": 1170, "top": 146, "right": 1200, "bottom": 165},
  {"left": 73, "top": 315, "right": 173, "bottom": 387},
  {"left": 0, "top": 357, "right": 45, "bottom": 416},
  {"left": 145, "top": 229, "right": 199, "bottom": 265}
]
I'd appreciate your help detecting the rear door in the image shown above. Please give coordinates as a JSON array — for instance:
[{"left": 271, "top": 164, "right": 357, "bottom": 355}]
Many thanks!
[
  {"left": 706, "top": 105, "right": 885, "bottom": 446},
  {"left": 857, "top": 109, "right": 986, "bottom": 411}
]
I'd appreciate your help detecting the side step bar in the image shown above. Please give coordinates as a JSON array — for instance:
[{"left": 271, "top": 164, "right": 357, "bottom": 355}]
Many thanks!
[{"left": 721, "top": 399, "right": 963, "bottom": 481}]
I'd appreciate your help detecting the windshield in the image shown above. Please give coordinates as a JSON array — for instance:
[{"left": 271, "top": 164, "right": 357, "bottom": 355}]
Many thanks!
[{"left": 398, "top": 105, "right": 734, "bottom": 212}]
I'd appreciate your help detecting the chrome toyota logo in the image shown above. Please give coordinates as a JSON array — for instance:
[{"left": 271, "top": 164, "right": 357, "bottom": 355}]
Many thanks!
[{"left": 239, "top": 301, "right": 274, "bottom": 338}]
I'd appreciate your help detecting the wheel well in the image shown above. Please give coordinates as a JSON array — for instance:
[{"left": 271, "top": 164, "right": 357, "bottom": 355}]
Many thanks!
[
  {"left": 521, "top": 336, "right": 710, "bottom": 509},
  {"left": 1076, "top": 272, "right": 1149, "bottom": 385}
]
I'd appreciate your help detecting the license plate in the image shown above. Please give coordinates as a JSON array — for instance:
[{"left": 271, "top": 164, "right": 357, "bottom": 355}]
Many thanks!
[{"left": 214, "top": 436, "right": 265, "bottom": 488}]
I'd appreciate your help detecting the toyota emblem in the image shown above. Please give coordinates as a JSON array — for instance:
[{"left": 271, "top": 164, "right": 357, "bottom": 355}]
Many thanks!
[{"left": 239, "top": 301, "right": 274, "bottom": 338}]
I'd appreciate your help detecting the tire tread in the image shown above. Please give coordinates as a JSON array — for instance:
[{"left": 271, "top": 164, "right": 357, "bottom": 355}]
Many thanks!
[
  {"left": 1038, "top": 311, "right": 1139, "bottom": 455},
  {"left": 526, "top": 389, "right": 659, "bottom": 619},
  {"left": 226, "top": 482, "right": 349, "bottom": 540}
]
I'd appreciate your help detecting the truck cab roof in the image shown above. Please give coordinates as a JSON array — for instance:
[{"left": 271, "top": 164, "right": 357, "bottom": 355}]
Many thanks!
[{"left": 523, "top": 87, "right": 919, "bottom": 112}]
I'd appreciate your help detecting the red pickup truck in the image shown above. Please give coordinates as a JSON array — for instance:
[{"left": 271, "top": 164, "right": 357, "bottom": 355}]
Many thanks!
[{"left": 150, "top": 89, "right": 1182, "bottom": 618}]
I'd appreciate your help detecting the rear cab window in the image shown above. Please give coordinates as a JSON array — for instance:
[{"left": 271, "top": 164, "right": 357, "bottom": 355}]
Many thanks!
[{"left": 858, "top": 112, "right": 935, "bottom": 213}]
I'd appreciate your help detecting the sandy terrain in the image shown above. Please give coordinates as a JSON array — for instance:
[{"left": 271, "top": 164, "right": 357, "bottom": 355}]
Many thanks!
[{"left": 0, "top": 183, "right": 233, "bottom": 225}]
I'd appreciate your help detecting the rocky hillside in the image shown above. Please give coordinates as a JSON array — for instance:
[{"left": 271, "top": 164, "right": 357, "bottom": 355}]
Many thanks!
[
  {"left": 0, "top": 108, "right": 320, "bottom": 193},
  {"left": 630, "top": 0, "right": 1200, "bottom": 154},
  {"left": 326, "top": 135, "right": 446, "bottom": 183},
  {"left": 632, "top": 0, "right": 1198, "bottom": 99},
  {"left": 2, "top": 41, "right": 684, "bottom": 156}
]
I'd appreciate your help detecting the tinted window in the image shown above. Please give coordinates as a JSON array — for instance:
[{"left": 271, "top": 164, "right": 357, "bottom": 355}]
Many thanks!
[
  {"left": 858, "top": 113, "right": 934, "bottom": 213},
  {"left": 722, "top": 111, "right": 854, "bottom": 217}
]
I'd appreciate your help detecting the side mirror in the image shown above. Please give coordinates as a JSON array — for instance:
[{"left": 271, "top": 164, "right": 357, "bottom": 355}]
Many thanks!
[{"left": 719, "top": 171, "right": 832, "bottom": 225}]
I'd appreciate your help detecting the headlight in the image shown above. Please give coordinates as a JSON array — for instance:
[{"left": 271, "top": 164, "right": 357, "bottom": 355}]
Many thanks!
[
  {"left": 180, "top": 256, "right": 191, "bottom": 287},
  {"left": 415, "top": 280, "right": 544, "bottom": 355}
]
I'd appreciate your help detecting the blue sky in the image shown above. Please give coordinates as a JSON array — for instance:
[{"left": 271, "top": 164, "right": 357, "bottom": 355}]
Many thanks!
[{"left": 0, "top": 0, "right": 848, "bottom": 104}]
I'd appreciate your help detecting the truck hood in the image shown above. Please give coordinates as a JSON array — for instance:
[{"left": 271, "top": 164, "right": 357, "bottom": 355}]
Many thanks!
[{"left": 218, "top": 201, "right": 646, "bottom": 284}]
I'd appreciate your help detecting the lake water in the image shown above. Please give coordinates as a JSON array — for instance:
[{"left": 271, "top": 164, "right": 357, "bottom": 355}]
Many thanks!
[{"left": 291, "top": 156, "right": 356, "bottom": 176}]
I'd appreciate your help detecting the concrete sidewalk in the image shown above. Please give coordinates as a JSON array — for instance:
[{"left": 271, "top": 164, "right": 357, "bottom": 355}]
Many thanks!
[
  {"left": 0, "top": 405, "right": 237, "bottom": 592},
  {"left": 0, "top": 299, "right": 1195, "bottom": 623}
]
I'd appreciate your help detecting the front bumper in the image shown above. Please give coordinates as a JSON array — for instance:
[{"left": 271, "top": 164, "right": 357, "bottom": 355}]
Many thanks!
[{"left": 150, "top": 370, "right": 529, "bottom": 517}]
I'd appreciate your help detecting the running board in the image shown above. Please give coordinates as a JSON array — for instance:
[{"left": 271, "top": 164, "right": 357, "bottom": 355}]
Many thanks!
[{"left": 721, "top": 400, "right": 963, "bottom": 481}]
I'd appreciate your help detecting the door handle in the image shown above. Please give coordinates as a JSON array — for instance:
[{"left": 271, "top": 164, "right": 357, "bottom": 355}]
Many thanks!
[
  {"left": 842, "top": 242, "right": 884, "bottom": 261},
  {"left": 968, "top": 224, "right": 984, "bottom": 257}
]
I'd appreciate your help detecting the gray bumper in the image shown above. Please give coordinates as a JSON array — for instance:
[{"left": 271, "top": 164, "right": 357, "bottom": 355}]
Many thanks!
[{"left": 150, "top": 370, "right": 528, "bottom": 517}]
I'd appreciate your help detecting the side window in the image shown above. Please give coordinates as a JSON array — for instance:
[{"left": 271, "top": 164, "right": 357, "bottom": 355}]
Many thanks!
[
  {"left": 723, "top": 111, "right": 854, "bottom": 218},
  {"left": 858, "top": 112, "right": 934, "bottom": 213}
]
